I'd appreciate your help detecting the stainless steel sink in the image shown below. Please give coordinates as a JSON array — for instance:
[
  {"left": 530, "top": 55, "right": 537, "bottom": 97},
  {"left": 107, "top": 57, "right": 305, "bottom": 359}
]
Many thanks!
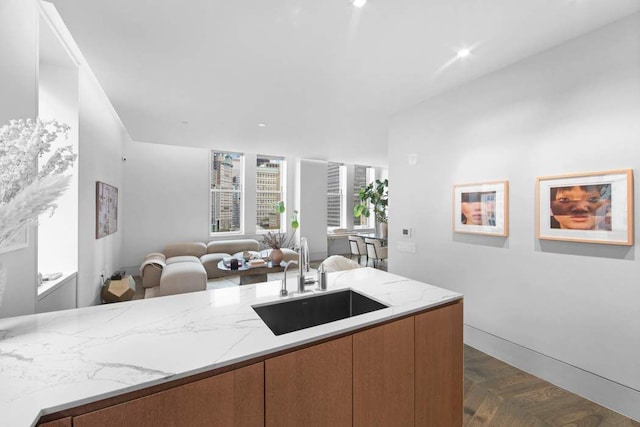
[{"left": 252, "top": 289, "right": 388, "bottom": 336}]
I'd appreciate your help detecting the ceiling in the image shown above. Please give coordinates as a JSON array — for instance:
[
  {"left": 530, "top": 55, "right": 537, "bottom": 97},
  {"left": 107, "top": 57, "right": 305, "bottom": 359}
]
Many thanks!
[{"left": 47, "top": 0, "right": 640, "bottom": 167}]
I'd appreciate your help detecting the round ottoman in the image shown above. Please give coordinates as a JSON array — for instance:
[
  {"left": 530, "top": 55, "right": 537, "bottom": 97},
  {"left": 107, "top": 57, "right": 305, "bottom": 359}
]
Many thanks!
[{"left": 160, "top": 261, "right": 207, "bottom": 297}]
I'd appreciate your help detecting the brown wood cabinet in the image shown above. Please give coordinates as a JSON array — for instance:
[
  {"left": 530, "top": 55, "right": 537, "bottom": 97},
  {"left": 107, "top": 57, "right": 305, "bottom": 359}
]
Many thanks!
[
  {"left": 265, "top": 335, "right": 353, "bottom": 426},
  {"left": 353, "top": 316, "right": 415, "bottom": 426},
  {"left": 73, "top": 362, "right": 263, "bottom": 427},
  {"left": 38, "top": 418, "right": 72, "bottom": 427},
  {"left": 38, "top": 300, "right": 462, "bottom": 426},
  {"left": 415, "top": 301, "right": 463, "bottom": 426}
]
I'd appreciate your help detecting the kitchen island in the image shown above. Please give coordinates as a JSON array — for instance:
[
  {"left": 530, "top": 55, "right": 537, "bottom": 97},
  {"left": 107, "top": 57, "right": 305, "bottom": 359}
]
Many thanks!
[{"left": 0, "top": 267, "right": 463, "bottom": 426}]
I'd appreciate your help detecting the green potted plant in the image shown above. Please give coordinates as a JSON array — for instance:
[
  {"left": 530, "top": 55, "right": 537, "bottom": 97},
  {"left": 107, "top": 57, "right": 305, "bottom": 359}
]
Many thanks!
[
  {"left": 354, "top": 178, "right": 388, "bottom": 237},
  {"left": 262, "top": 202, "right": 299, "bottom": 265}
]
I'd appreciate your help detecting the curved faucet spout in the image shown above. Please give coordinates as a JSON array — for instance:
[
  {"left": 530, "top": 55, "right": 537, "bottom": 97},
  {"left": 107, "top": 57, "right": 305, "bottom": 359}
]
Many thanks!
[
  {"left": 281, "top": 260, "right": 298, "bottom": 296},
  {"left": 297, "top": 237, "right": 315, "bottom": 293},
  {"left": 299, "top": 237, "right": 310, "bottom": 274}
]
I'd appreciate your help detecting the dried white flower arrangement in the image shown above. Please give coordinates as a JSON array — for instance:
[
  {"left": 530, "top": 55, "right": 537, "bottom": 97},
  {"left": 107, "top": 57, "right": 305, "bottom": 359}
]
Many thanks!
[{"left": 0, "top": 118, "right": 76, "bottom": 247}]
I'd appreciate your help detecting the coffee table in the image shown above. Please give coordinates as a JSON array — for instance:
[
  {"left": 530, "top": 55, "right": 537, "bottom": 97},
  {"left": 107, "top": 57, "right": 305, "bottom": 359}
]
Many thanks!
[{"left": 217, "top": 259, "right": 286, "bottom": 285}]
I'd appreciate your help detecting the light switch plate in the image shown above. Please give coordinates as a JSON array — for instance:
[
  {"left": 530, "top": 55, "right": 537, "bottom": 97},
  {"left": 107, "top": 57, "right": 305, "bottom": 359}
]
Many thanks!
[
  {"left": 408, "top": 154, "right": 417, "bottom": 165},
  {"left": 397, "top": 241, "right": 416, "bottom": 253}
]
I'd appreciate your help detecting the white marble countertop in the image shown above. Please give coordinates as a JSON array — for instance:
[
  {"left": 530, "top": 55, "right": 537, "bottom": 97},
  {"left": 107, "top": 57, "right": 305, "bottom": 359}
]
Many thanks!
[{"left": 0, "top": 267, "right": 462, "bottom": 426}]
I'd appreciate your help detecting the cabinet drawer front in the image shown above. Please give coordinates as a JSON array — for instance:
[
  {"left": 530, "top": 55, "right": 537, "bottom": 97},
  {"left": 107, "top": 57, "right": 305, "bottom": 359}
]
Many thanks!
[
  {"left": 353, "top": 317, "right": 415, "bottom": 427},
  {"left": 38, "top": 418, "right": 72, "bottom": 427},
  {"left": 415, "top": 301, "right": 463, "bottom": 426},
  {"left": 265, "top": 336, "right": 353, "bottom": 427},
  {"left": 73, "top": 363, "right": 264, "bottom": 427}
]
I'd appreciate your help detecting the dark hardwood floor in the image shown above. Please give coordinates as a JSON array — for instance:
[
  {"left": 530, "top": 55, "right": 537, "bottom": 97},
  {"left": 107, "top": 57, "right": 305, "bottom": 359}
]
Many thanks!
[{"left": 464, "top": 345, "right": 640, "bottom": 426}]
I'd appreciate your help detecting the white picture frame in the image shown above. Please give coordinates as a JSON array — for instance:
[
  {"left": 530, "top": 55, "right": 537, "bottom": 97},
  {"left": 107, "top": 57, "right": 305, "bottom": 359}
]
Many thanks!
[
  {"left": 536, "top": 169, "right": 633, "bottom": 245},
  {"left": 96, "top": 181, "right": 118, "bottom": 239},
  {"left": 453, "top": 180, "right": 509, "bottom": 237}
]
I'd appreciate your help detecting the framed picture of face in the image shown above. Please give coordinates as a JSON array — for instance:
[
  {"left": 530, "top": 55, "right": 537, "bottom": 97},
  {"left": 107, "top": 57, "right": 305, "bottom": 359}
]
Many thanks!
[
  {"left": 536, "top": 169, "right": 633, "bottom": 245},
  {"left": 453, "top": 180, "right": 509, "bottom": 236}
]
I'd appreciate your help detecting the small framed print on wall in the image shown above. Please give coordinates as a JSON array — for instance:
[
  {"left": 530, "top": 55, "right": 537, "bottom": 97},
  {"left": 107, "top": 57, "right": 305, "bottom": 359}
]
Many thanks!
[
  {"left": 96, "top": 181, "right": 118, "bottom": 239},
  {"left": 453, "top": 180, "right": 509, "bottom": 237},
  {"left": 536, "top": 169, "right": 633, "bottom": 245}
]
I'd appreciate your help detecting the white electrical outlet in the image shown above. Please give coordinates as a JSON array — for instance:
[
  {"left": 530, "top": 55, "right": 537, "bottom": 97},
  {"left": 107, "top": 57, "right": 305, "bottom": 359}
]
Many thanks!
[{"left": 397, "top": 241, "right": 416, "bottom": 253}]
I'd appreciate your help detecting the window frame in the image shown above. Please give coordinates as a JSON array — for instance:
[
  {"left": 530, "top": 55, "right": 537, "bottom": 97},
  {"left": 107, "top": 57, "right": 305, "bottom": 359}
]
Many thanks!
[
  {"left": 256, "top": 155, "right": 286, "bottom": 234},
  {"left": 327, "top": 162, "right": 346, "bottom": 230},
  {"left": 210, "top": 150, "right": 244, "bottom": 235},
  {"left": 353, "top": 165, "right": 375, "bottom": 230}
]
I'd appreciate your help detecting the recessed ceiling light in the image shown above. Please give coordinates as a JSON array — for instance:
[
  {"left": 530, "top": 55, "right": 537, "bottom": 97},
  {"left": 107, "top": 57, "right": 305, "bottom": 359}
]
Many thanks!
[
  {"left": 352, "top": 0, "right": 367, "bottom": 8},
  {"left": 258, "top": 123, "right": 267, "bottom": 127},
  {"left": 456, "top": 48, "right": 472, "bottom": 59}
]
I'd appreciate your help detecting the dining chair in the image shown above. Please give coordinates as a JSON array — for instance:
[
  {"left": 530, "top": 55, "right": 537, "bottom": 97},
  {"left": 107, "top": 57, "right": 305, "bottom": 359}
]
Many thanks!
[
  {"left": 364, "top": 238, "right": 388, "bottom": 269},
  {"left": 348, "top": 235, "right": 367, "bottom": 265}
]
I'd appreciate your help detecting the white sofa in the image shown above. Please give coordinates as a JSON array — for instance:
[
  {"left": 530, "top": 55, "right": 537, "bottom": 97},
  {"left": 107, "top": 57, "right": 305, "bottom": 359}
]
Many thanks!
[{"left": 140, "top": 240, "right": 298, "bottom": 298}]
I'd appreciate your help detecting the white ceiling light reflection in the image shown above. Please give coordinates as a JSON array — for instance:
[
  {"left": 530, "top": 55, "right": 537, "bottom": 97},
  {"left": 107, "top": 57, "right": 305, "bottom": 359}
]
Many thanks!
[
  {"left": 352, "top": 0, "right": 367, "bottom": 8},
  {"left": 456, "top": 48, "right": 471, "bottom": 59},
  {"left": 433, "top": 44, "right": 479, "bottom": 77}
]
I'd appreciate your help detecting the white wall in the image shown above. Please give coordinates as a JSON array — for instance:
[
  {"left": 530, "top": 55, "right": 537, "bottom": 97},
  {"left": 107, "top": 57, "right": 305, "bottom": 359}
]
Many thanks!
[
  {"left": 0, "top": 0, "right": 39, "bottom": 318},
  {"left": 76, "top": 69, "right": 128, "bottom": 307},
  {"left": 297, "top": 159, "right": 328, "bottom": 261},
  {"left": 121, "top": 140, "right": 210, "bottom": 267},
  {"left": 389, "top": 14, "right": 640, "bottom": 419}
]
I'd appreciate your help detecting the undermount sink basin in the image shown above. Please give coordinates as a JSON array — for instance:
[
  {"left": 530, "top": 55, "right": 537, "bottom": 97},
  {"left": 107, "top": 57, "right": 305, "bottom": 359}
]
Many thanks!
[{"left": 252, "top": 289, "right": 388, "bottom": 336}]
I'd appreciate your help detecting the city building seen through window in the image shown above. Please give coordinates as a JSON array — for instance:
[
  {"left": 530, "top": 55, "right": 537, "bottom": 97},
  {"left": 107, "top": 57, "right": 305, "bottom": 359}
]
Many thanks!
[
  {"left": 210, "top": 151, "right": 243, "bottom": 233},
  {"left": 210, "top": 153, "right": 374, "bottom": 235},
  {"left": 256, "top": 155, "right": 285, "bottom": 232},
  {"left": 327, "top": 162, "right": 345, "bottom": 228}
]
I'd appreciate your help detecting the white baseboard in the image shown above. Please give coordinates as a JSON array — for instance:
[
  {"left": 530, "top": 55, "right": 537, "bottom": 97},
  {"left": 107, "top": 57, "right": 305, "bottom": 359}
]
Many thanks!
[{"left": 464, "top": 324, "right": 640, "bottom": 422}]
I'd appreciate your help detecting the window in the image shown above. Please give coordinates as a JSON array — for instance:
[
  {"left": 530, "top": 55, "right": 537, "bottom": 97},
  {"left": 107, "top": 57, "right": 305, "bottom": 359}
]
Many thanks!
[
  {"left": 256, "top": 155, "right": 285, "bottom": 232},
  {"left": 327, "top": 162, "right": 345, "bottom": 228},
  {"left": 353, "top": 165, "right": 375, "bottom": 228},
  {"left": 210, "top": 151, "right": 243, "bottom": 233}
]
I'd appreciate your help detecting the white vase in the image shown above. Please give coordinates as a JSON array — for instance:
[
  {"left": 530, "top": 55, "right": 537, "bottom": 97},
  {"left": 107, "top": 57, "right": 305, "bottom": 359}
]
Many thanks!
[
  {"left": 0, "top": 261, "right": 5, "bottom": 308},
  {"left": 376, "top": 222, "right": 388, "bottom": 238}
]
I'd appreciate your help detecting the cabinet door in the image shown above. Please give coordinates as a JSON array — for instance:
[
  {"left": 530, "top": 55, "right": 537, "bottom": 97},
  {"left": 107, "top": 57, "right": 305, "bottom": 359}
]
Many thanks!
[
  {"left": 353, "top": 317, "right": 415, "bottom": 427},
  {"left": 38, "top": 418, "right": 72, "bottom": 427},
  {"left": 415, "top": 301, "right": 463, "bottom": 426},
  {"left": 265, "top": 336, "right": 352, "bottom": 427},
  {"left": 73, "top": 362, "right": 263, "bottom": 427}
]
